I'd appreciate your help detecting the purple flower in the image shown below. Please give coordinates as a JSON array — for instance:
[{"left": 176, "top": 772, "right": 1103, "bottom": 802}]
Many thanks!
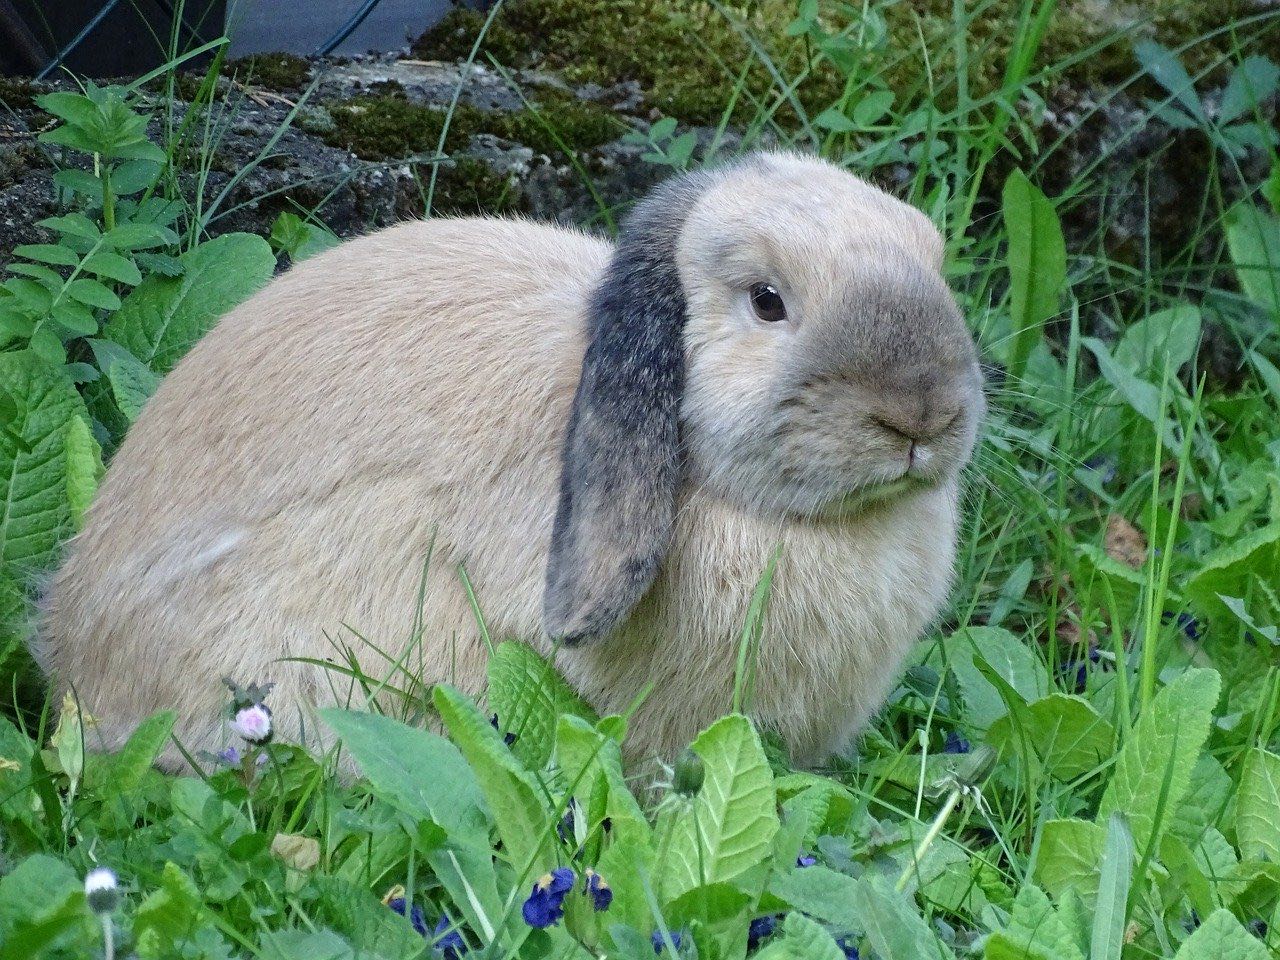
[
  {"left": 387, "top": 897, "right": 429, "bottom": 937},
  {"left": 229, "top": 703, "right": 272, "bottom": 744},
  {"left": 583, "top": 868, "right": 612, "bottom": 912},
  {"left": 522, "top": 867, "right": 575, "bottom": 928},
  {"left": 652, "top": 929, "right": 685, "bottom": 953},
  {"left": 796, "top": 854, "right": 817, "bottom": 868},
  {"left": 433, "top": 914, "right": 467, "bottom": 958},
  {"left": 747, "top": 915, "right": 777, "bottom": 950},
  {"left": 943, "top": 732, "right": 971, "bottom": 754}
]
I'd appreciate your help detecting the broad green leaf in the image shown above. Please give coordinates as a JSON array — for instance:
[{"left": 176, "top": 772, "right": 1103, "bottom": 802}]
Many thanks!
[
  {"left": 0, "top": 352, "right": 89, "bottom": 571},
  {"left": 984, "top": 884, "right": 1084, "bottom": 960},
  {"left": 1186, "top": 522, "right": 1280, "bottom": 624},
  {"left": 937, "top": 626, "right": 1046, "bottom": 731},
  {"left": 769, "top": 864, "right": 861, "bottom": 930},
  {"left": 109, "top": 710, "right": 175, "bottom": 793},
  {"left": 1134, "top": 41, "right": 1205, "bottom": 121},
  {"left": 1171, "top": 909, "right": 1270, "bottom": 960},
  {"left": 814, "top": 107, "right": 858, "bottom": 132},
  {"left": 133, "top": 862, "right": 227, "bottom": 959},
  {"left": 12, "top": 243, "right": 79, "bottom": 267},
  {"left": 555, "top": 715, "right": 648, "bottom": 845},
  {"left": 307, "top": 876, "right": 429, "bottom": 959},
  {"left": 104, "top": 349, "right": 160, "bottom": 423},
  {"left": 661, "top": 714, "right": 778, "bottom": 901},
  {"left": 0, "top": 714, "right": 36, "bottom": 830},
  {"left": 1090, "top": 813, "right": 1134, "bottom": 960},
  {"left": 1161, "top": 828, "right": 1240, "bottom": 918},
  {"left": 269, "top": 211, "right": 341, "bottom": 262},
  {"left": 0, "top": 854, "right": 82, "bottom": 948},
  {"left": 1237, "top": 748, "right": 1280, "bottom": 863},
  {"left": 1220, "top": 56, "right": 1280, "bottom": 124},
  {"left": 104, "top": 232, "right": 274, "bottom": 375},
  {"left": 432, "top": 685, "right": 550, "bottom": 871},
  {"left": 1171, "top": 754, "right": 1234, "bottom": 838},
  {"left": 63, "top": 415, "right": 102, "bottom": 530},
  {"left": 319, "top": 708, "right": 487, "bottom": 843},
  {"left": 987, "top": 693, "right": 1114, "bottom": 780},
  {"left": 0, "top": 892, "right": 85, "bottom": 960},
  {"left": 38, "top": 213, "right": 100, "bottom": 241},
  {"left": 1034, "top": 819, "right": 1105, "bottom": 902},
  {"left": 82, "top": 249, "right": 143, "bottom": 285},
  {"left": 65, "top": 277, "right": 120, "bottom": 310},
  {"left": 752, "top": 913, "right": 845, "bottom": 960},
  {"left": 1081, "top": 337, "right": 1178, "bottom": 447},
  {"left": 1002, "top": 169, "right": 1066, "bottom": 384},
  {"left": 851, "top": 874, "right": 955, "bottom": 960},
  {"left": 320, "top": 711, "right": 504, "bottom": 942},
  {"left": 1114, "top": 305, "right": 1201, "bottom": 374},
  {"left": 34, "top": 91, "right": 102, "bottom": 127},
  {"left": 489, "top": 640, "right": 597, "bottom": 769},
  {"left": 1224, "top": 201, "right": 1280, "bottom": 320},
  {"left": 259, "top": 929, "right": 354, "bottom": 960},
  {"left": 597, "top": 838, "right": 656, "bottom": 935},
  {"left": 1097, "top": 668, "right": 1220, "bottom": 857}
]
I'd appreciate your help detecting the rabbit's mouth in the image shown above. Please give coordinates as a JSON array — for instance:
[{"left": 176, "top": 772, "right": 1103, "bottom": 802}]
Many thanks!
[{"left": 819, "top": 475, "right": 926, "bottom": 518}]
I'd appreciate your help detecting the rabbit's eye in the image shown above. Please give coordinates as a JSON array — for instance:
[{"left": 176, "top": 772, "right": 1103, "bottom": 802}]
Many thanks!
[{"left": 749, "top": 283, "right": 787, "bottom": 323}]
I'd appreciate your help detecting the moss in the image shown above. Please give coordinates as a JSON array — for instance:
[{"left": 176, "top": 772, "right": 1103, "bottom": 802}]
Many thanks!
[
  {"left": 323, "top": 94, "right": 482, "bottom": 160},
  {"left": 323, "top": 83, "right": 620, "bottom": 162},
  {"left": 415, "top": 0, "right": 1278, "bottom": 130},
  {"left": 413, "top": 0, "right": 827, "bottom": 127},
  {"left": 485, "top": 88, "right": 623, "bottom": 156},
  {"left": 881, "top": 0, "right": 1278, "bottom": 103},
  {"left": 228, "top": 51, "right": 313, "bottom": 90},
  {"left": 0, "top": 77, "right": 42, "bottom": 113},
  {"left": 419, "top": 156, "right": 524, "bottom": 216}
]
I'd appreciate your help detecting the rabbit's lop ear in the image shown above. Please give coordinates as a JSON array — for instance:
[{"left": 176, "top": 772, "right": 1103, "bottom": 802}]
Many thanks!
[{"left": 543, "top": 171, "right": 714, "bottom": 645}]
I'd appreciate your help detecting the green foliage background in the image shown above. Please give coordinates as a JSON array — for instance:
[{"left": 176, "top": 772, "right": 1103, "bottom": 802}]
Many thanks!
[{"left": 1, "top": 2, "right": 1280, "bottom": 958}]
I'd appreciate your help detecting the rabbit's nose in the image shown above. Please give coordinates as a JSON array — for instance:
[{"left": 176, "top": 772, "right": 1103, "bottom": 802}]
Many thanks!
[{"left": 870, "top": 385, "right": 965, "bottom": 445}]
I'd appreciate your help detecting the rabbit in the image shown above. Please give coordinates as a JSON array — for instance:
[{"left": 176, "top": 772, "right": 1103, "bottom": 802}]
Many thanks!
[{"left": 37, "top": 151, "right": 984, "bottom": 772}]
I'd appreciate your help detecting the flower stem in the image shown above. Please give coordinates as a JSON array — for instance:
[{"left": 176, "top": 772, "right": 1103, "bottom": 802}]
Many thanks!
[
  {"left": 102, "top": 914, "right": 114, "bottom": 960},
  {"left": 896, "top": 786, "right": 962, "bottom": 893}
]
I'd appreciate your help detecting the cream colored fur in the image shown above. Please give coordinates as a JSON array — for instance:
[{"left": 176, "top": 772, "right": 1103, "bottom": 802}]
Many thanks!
[{"left": 40, "top": 152, "right": 977, "bottom": 770}]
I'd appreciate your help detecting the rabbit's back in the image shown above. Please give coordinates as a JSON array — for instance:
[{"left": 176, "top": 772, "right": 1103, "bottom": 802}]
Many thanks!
[{"left": 40, "top": 218, "right": 609, "bottom": 760}]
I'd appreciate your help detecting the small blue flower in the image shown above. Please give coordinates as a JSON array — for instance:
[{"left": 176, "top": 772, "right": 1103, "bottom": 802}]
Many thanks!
[
  {"left": 583, "top": 868, "right": 612, "bottom": 912},
  {"left": 747, "top": 914, "right": 777, "bottom": 950},
  {"left": 796, "top": 854, "right": 817, "bottom": 868},
  {"left": 387, "top": 897, "right": 429, "bottom": 937},
  {"left": 652, "top": 929, "right": 684, "bottom": 953},
  {"left": 943, "top": 732, "right": 971, "bottom": 754},
  {"left": 836, "top": 936, "right": 860, "bottom": 959},
  {"left": 433, "top": 914, "right": 467, "bottom": 959},
  {"left": 1161, "top": 611, "right": 1201, "bottom": 641},
  {"left": 522, "top": 867, "right": 575, "bottom": 928}
]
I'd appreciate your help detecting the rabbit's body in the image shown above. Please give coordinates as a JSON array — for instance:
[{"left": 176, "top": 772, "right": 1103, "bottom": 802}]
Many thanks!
[{"left": 41, "top": 153, "right": 980, "bottom": 769}]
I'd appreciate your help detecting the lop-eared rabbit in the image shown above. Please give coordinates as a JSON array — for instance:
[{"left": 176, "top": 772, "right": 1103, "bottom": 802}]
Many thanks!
[{"left": 40, "top": 152, "right": 984, "bottom": 770}]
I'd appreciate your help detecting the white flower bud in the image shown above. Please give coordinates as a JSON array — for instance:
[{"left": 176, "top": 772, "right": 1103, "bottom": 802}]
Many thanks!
[
  {"left": 84, "top": 867, "right": 120, "bottom": 914},
  {"left": 229, "top": 703, "right": 273, "bottom": 744}
]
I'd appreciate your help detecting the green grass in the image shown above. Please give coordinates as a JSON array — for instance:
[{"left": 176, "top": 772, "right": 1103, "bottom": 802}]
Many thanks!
[{"left": 2, "top": 2, "right": 1280, "bottom": 959}]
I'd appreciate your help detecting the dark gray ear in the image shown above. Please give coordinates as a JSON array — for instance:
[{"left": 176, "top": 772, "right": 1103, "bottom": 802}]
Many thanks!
[{"left": 543, "top": 171, "right": 715, "bottom": 645}]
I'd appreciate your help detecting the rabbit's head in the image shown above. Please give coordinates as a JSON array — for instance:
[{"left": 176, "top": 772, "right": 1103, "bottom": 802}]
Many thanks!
[{"left": 545, "top": 152, "right": 984, "bottom": 644}]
